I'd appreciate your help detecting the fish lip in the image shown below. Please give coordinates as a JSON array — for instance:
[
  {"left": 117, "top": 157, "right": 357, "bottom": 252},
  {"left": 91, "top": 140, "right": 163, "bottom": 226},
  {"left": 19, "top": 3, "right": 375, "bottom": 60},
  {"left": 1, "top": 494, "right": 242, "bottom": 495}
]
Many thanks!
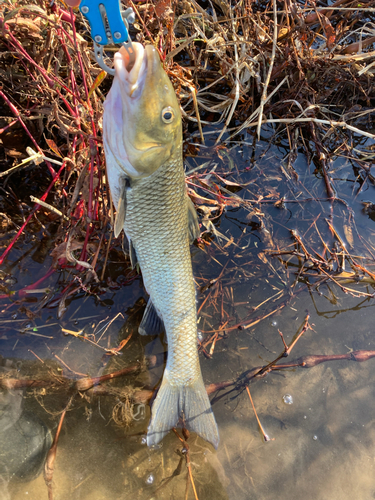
[
  {"left": 134, "top": 143, "right": 162, "bottom": 152},
  {"left": 114, "top": 42, "right": 147, "bottom": 97},
  {"left": 114, "top": 44, "right": 162, "bottom": 99}
]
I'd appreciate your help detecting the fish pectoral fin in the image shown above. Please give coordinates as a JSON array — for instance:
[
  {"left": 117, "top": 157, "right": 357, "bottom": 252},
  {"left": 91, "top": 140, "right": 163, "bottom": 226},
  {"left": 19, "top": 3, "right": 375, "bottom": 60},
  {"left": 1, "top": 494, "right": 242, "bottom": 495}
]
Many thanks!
[
  {"left": 139, "top": 299, "right": 164, "bottom": 336},
  {"left": 187, "top": 197, "right": 200, "bottom": 244},
  {"left": 114, "top": 176, "right": 130, "bottom": 238},
  {"left": 147, "top": 375, "right": 219, "bottom": 449}
]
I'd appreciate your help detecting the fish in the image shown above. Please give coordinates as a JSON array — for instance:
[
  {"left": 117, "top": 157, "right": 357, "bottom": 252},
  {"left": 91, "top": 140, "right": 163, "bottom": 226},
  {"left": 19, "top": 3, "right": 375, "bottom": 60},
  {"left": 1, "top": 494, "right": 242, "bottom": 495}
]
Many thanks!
[{"left": 102, "top": 42, "right": 219, "bottom": 449}]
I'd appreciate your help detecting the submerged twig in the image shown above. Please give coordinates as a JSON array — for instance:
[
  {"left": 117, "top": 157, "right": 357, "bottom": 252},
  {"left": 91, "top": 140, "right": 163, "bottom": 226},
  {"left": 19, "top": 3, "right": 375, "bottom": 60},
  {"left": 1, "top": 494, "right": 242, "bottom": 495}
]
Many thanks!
[{"left": 246, "top": 385, "right": 272, "bottom": 442}]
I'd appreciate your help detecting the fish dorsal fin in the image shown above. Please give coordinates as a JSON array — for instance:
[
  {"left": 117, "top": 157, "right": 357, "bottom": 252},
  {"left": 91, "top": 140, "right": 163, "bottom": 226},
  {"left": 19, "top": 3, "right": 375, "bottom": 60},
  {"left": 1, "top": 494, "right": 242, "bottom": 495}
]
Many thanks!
[
  {"left": 139, "top": 299, "right": 164, "bottom": 336},
  {"left": 187, "top": 197, "right": 200, "bottom": 244},
  {"left": 114, "top": 177, "right": 130, "bottom": 238}
]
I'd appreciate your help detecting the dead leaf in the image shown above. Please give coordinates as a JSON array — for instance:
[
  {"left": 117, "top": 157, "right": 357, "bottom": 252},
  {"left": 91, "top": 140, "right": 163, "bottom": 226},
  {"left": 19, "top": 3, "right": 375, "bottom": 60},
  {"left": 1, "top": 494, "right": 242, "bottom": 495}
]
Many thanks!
[
  {"left": 321, "top": 15, "right": 336, "bottom": 50},
  {"left": 88, "top": 70, "right": 106, "bottom": 98},
  {"left": 45, "top": 138, "right": 63, "bottom": 158},
  {"left": 278, "top": 27, "right": 289, "bottom": 40},
  {"left": 343, "top": 223, "right": 354, "bottom": 248},
  {"left": 154, "top": 0, "right": 172, "bottom": 18}
]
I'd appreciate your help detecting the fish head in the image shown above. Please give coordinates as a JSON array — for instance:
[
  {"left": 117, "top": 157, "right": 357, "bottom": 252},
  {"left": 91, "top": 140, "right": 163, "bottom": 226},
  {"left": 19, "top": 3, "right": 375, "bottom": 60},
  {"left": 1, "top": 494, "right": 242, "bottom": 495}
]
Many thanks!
[{"left": 103, "top": 43, "right": 182, "bottom": 179}]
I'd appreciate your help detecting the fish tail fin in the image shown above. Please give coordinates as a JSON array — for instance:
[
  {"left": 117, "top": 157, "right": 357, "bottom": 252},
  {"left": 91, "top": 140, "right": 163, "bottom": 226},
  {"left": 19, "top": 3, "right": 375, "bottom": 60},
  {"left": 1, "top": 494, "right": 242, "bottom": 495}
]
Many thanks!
[{"left": 147, "top": 375, "right": 219, "bottom": 449}]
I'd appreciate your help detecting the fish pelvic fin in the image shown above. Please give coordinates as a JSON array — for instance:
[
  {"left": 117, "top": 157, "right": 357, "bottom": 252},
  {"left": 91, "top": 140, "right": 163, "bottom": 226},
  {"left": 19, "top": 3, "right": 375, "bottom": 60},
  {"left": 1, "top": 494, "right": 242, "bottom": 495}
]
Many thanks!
[
  {"left": 129, "top": 239, "right": 137, "bottom": 269},
  {"left": 147, "top": 374, "right": 219, "bottom": 449},
  {"left": 121, "top": 236, "right": 138, "bottom": 269},
  {"left": 114, "top": 176, "right": 130, "bottom": 238},
  {"left": 187, "top": 197, "right": 200, "bottom": 244}
]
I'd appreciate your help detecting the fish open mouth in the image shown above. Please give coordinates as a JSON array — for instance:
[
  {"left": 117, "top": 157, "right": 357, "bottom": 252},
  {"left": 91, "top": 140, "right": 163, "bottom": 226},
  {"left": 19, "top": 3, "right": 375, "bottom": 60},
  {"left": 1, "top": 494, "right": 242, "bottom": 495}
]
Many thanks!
[{"left": 114, "top": 42, "right": 150, "bottom": 98}]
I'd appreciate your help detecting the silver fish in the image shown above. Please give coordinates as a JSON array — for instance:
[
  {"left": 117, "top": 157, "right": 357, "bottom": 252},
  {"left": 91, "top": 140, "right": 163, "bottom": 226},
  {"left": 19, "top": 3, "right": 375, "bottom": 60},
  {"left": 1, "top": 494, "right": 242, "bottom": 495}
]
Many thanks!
[{"left": 103, "top": 43, "right": 219, "bottom": 448}]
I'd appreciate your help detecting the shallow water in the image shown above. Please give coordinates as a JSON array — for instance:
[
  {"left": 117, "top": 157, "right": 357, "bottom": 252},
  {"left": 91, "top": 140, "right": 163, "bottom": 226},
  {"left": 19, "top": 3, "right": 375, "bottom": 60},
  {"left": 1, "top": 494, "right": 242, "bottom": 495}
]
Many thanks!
[{"left": 1, "top": 126, "right": 375, "bottom": 499}]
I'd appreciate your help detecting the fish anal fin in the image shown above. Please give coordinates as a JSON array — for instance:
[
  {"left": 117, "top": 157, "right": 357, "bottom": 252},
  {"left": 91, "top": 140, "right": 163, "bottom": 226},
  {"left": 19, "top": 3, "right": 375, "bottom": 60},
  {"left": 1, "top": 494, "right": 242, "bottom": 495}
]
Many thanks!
[
  {"left": 139, "top": 299, "right": 164, "bottom": 336},
  {"left": 187, "top": 197, "right": 200, "bottom": 244},
  {"left": 147, "top": 375, "right": 219, "bottom": 449}
]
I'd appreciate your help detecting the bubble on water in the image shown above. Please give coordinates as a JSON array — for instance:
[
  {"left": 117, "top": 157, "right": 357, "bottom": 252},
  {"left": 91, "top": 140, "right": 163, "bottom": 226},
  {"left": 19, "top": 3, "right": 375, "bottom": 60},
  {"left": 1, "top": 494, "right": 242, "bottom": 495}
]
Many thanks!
[
  {"left": 312, "top": 435, "right": 318, "bottom": 441},
  {"left": 141, "top": 435, "right": 147, "bottom": 445},
  {"left": 12, "top": 313, "right": 17, "bottom": 320},
  {"left": 197, "top": 330, "right": 203, "bottom": 342},
  {"left": 282, "top": 394, "right": 293, "bottom": 405},
  {"left": 146, "top": 474, "right": 154, "bottom": 485},
  {"left": 150, "top": 442, "right": 163, "bottom": 450},
  {"left": 304, "top": 416, "right": 307, "bottom": 419},
  {"left": 271, "top": 320, "right": 278, "bottom": 327}
]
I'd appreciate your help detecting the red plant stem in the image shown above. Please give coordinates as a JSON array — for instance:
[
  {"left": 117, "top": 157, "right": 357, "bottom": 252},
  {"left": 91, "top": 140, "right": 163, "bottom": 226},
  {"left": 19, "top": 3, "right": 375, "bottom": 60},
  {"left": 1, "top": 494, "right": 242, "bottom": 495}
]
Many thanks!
[
  {"left": 87, "top": 147, "right": 95, "bottom": 221},
  {"left": 16, "top": 28, "right": 78, "bottom": 113},
  {"left": 0, "top": 89, "right": 57, "bottom": 178},
  {"left": 79, "top": 144, "right": 97, "bottom": 266},
  {"left": 70, "top": 7, "right": 95, "bottom": 128},
  {"left": 12, "top": 7, "right": 77, "bottom": 46},
  {"left": 18, "top": 58, "right": 45, "bottom": 95},
  {"left": 59, "top": 30, "right": 82, "bottom": 123},
  {"left": 50, "top": 3, "right": 76, "bottom": 24},
  {"left": 0, "top": 119, "right": 18, "bottom": 134},
  {"left": 0, "top": 161, "right": 67, "bottom": 266},
  {"left": 71, "top": 134, "right": 78, "bottom": 155},
  {"left": 1, "top": 19, "right": 80, "bottom": 108},
  {"left": 69, "top": 9, "right": 99, "bottom": 266},
  {"left": 92, "top": 173, "right": 101, "bottom": 222},
  {"left": 1, "top": 19, "right": 54, "bottom": 87},
  {"left": 17, "top": 267, "right": 55, "bottom": 298}
]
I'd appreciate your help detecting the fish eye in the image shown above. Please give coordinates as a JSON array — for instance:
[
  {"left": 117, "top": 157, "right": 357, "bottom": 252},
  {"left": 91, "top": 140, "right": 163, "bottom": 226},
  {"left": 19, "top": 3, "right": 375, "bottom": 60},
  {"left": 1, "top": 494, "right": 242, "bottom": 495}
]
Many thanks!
[{"left": 162, "top": 107, "right": 174, "bottom": 124}]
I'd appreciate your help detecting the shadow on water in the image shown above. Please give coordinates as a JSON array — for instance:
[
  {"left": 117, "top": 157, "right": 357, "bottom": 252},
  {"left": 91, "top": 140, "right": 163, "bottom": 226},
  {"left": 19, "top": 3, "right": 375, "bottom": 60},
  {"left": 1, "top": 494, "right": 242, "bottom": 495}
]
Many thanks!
[{"left": 2, "top": 125, "right": 375, "bottom": 500}]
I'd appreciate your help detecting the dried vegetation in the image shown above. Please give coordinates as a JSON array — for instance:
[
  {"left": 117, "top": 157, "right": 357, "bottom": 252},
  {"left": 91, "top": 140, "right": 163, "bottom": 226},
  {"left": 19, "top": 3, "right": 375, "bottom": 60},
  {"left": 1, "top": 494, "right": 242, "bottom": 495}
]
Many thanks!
[{"left": 1, "top": 0, "right": 375, "bottom": 496}]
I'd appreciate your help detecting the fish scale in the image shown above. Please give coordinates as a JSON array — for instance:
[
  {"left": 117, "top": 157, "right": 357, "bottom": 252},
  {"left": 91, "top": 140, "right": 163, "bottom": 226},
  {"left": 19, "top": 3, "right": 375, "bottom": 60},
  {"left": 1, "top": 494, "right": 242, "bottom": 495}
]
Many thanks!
[{"left": 125, "top": 144, "right": 200, "bottom": 387}]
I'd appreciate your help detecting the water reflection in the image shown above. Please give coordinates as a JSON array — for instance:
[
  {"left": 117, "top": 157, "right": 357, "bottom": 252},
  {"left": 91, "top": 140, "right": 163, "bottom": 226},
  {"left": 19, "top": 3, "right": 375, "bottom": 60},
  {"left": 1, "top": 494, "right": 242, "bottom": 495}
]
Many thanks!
[
  {"left": 0, "top": 360, "right": 52, "bottom": 496},
  {"left": 1, "top": 130, "right": 375, "bottom": 499}
]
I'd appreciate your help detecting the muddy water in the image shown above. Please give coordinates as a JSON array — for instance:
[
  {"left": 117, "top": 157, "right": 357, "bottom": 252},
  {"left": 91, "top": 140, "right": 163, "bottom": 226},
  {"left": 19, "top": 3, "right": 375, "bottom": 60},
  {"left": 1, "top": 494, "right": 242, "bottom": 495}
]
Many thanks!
[{"left": 1, "top": 127, "right": 375, "bottom": 499}]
